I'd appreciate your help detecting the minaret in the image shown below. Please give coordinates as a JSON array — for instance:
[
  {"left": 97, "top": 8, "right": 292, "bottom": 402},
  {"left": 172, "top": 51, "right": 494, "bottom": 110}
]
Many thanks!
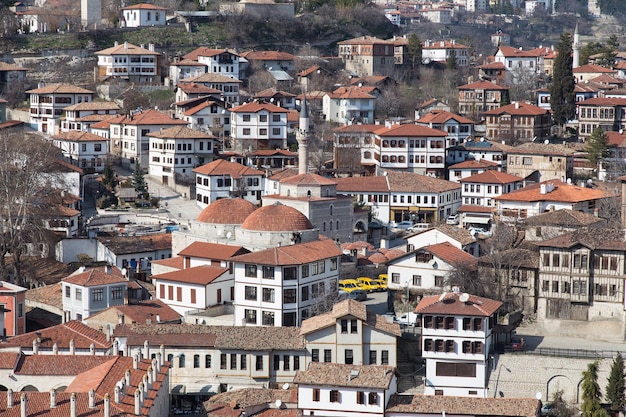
[
  {"left": 573, "top": 23, "right": 580, "bottom": 69},
  {"left": 297, "top": 98, "right": 310, "bottom": 175}
]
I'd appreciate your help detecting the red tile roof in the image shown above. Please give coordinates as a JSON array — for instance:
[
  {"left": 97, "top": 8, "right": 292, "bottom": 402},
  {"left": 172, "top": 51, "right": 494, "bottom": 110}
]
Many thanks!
[
  {"left": 483, "top": 101, "right": 548, "bottom": 116},
  {"left": 578, "top": 97, "right": 626, "bottom": 106},
  {"left": 337, "top": 36, "right": 395, "bottom": 46},
  {"left": 386, "top": 394, "right": 539, "bottom": 417},
  {"left": 177, "top": 82, "right": 221, "bottom": 95},
  {"left": 494, "top": 180, "right": 610, "bottom": 203},
  {"left": 240, "top": 202, "right": 314, "bottom": 232},
  {"left": 459, "top": 170, "right": 523, "bottom": 184},
  {"left": 333, "top": 124, "right": 381, "bottom": 133},
  {"left": 178, "top": 241, "right": 249, "bottom": 259},
  {"left": 193, "top": 159, "right": 263, "bottom": 177},
  {"left": 96, "top": 233, "right": 172, "bottom": 255},
  {"left": 457, "top": 204, "right": 493, "bottom": 213},
  {"left": 96, "top": 42, "right": 160, "bottom": 56},
  {"left": 327, "top": 86, "right": 376, "bottom": 99},
  {"left": 183, "top": 73, "right": 242, "bottom": 84},
  {"left": 197, "top": 198, "right": 257, "bottom": 224},
  {"left": 335, "top": 176, "right": 389, "bottom": 193},
  {"left": 294, "top": 362, "right": 395, "bottom": 389},
  {"left": 153, "top": 265, "right": 229, "bottom": 285},
  {"left": 448, "top": 159, "right": 500, "bottom": 169},
  {"left": 121, "top": 2, "right": 166, "bottom": 9},
  {"left": 417, "top": 110, "right": 474, "bottom": 124},
  {"left": 422, "top": 242, "right": 476, "bottom": 268},
  {"left": 0, "top": 352, "right": 20, "bottom": 369},
  {"left": 497, "top": 45, "right": 542, "bottom": 58},
  {"left": 183, "top": 47, "right": 237, "bottom": 61},
  {"left": 230, "top": 101, "right": 290, "bottom": 114},
  {"left": 14, "top": 354, "right": 113, "bottom": 375},
  {"left": 386, "top": 170, "right": 460, "bottom": 193},
  {"left": 374, "top": 123, "right": 448, "bottom": 138},
  {"left": 62, "top": 266, "right": 127, "bottom": 286},
  {"left": 146, "top": 125, "right": 215, "bottom": 139},
  {"left": 230, "top": 239, "right": 341, "bottom": 265},
  {"left": 239, "top": 50, "right": 296, "bottom": 61},
  {"left": 573, "top": 63, "right": 616, "bottom": 74},
  {"left": 3, "top": 320, "right": 111, "bottom": 350},
  {"left": 88, "top": 299, "right": 182, "bottom": 324},
  {"left": 280, "top": 173, "right": 336, "bottom": 186},
  {"left": 26, "top": 83, "right": 94, "bottom": 94},
  {"left": 415, "top": 291, "right": 502, "bottom": 316}
]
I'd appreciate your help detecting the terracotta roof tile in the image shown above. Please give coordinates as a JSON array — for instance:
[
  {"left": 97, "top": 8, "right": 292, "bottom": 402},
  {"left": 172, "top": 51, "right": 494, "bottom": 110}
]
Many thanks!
[
  {"left": 96, "top": 233, "right": 172, "bottom": 255},
  {"left": 0, "top": 352, "right": 20, "bottom": 369},
  {"left": 240, "top": 202, "right": 313, "bottom": 232},
  {"left": 0, "top": 391, "right": 129, "bottom": 417},
  {"left": 108, "top": 109, "right": 188, "bottom": 126},
  {"left": 483, "top": 101, "right": 548, "bottom": 116},
  {"left": 14, "top": 354, "right": 113, "bottom": 375},
  {"left": 420, "top": 241, "right": 476, "bottom": 268},
  {"left": 494, "top": 180, "right": 611, "bottom": 203},
  {"left": 415, "top": 291, "right": 502, "bottom": 316},
  {"left": 183, "top": 47, "right": 238, "bottom": 61},
  {"left": 386, "top": 394, "right": 539, "bottom": 417},
  {"left": 293, "top": 362, "right": 395, "bottom": 389},
  {"left": 280, "top": 173, "right": 336, "bottom": 186},
  {"left": 63, "top": 266, "right": 127, "bottom": 286},
  {"left": 337, "top": 36, "right": 395, "bottom": 46},
  {"left": 417, "top": 110, "right": 474, "bottom": 124},
  {"left": 459, "top": 170, "right": 523, "bottom": 184},
  {"left": 205, "top": 388, "right": 298, "bottom": 410},
  {"left": 146, "top": 125, "right": 215, "bottom": 139},
  {"left": 231, "top": 239, "right": 340, "bottom": 265},
  {"left": 385, "top": 170, "right": 460, "bottom": 193},
  {"left": 151, "top": 256, "right": 185, "bottom": 269},
  {"left": 62, "top": 101, "right": 119, "bottom": 111},
  {"left": 268, "top": 167, "right": 299, "bottom": 181},
  {"left": 327, "top": 86, "right": 376, "bottom": 99},
  {"left": 573, "top": 63, "right": 616, "bottom": 74},
  {"left": 239, "top": 50, "right": 296, "bottom": 61},
  {"left": 3, "top": 320, "right": 111, "bottom": 350},
  {"left": 458, "top": 80, "right": 509, "bottom": 90},
  {"left": 335, "top": 175, "right": 389, "bottom": 193},
  {"left": 536, "top": 228, "right": 626, "bottom": 250},
  {"left": 196, "top": 198, "right": 257, "bottom": 224},
  {"left": 52, "top": 131, "right": 107, "bottom": 142},
  {"left": 153, "top": 265, "right": 229, "bottom": 285},
  {"left": 121, "top": 2, "right": 167, "bottom": 9},
  {"left": 183, "top": 73, "right": 242, "bottom": 84},
  {"left": 457, "top": 204, "right": 493, "bottom": 213},
  {"left": 178, "top": 241, "right": 249, "bottom": 259},
  {"left": 523, "top": 209, "right": 605, "bottom": 227},
  {"left": 26, "top": 83, "right": 94, "bottom": 94},
  {"left": 300, "top": 299, "right": 367, "bottom": 334},
  {"left": 448, "top": 159, "right": 499, "bottom": 169},
  {"left": 87, "top": 299, "right": 181, "bottom": 325},
  {"left": 177, "top": 82, "right": 221, "bottom": 95},
  {"left": 579, "top": 97, "right": 626, "bottom": 106},
  {"left": 193, "top": 159, "right": 263, "bottom": 177},
  {"left": 332, "top": 124, "right": 381, "bottom": 133},
  {"left": 229, "top": 101, "right": 289, "bottom": 113},
  {"left": 375, "top": 123, "right": 448, "bottom": 138},
  {"left": 507, "top": 142, "right": 575, "bottom": 156}
]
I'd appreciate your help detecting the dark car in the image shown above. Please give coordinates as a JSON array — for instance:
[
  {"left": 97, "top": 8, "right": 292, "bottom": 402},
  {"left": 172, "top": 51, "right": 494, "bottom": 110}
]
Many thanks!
[{"left": 348, "top": 289, "right": 367, "bottom": 301}]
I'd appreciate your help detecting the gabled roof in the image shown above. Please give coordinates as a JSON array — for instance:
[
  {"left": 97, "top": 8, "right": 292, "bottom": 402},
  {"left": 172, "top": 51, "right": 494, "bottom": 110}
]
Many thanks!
[
  {"left": 178, "top": 241, "right": 249, "bottom": 259},
  {"left": 153, "top": 265, "right": 229, "bottom": 285},
  {"left": 497, "top": 45, "right": 542, "bottom": 58},
  {"left": 420, "top": 241, "right": 476, "bottom": 268},
  {"left": 294, "top": 362, "right": 395, "bottom": 389},
  {"left": 121, "top": 2, "right": 166, "bottom": 9},
  {"left": 3, "top": 320, "right": 110, "bottom": 350},
  {"left": 62, "top": 101, "right": 119, "bottom": 111},
  {"left": 457, "top": 204, "right": 493, "bottom": 213},
  {"left": 494, "top": 180, "right": 611, "bottom": 203},
  {"left": 573, "top": 63, "right": 616, "bottom": 74},
  {"left": 183, "top": 73, "right": 242, "bottom": 84},
  {"left": 96, "top": 42, "right": 160, "bottom": 56},
  {"left": 183, "top": 47, "right": 238, "bottom": 61},
  {"left": 193, "top": 158, "right": 263, "bottom": 177},
  {"left": 62, "top": 266, "right": 127, "bottom": 286},
  {"left": 230, "top": 239, "right": 342, "bottom": 266},
  {"left": 26, "top": 83, "right": 94, "bottom": 94},
  {"left": 335, "top": 175, "right": 389, "bottom": 193},
  {"left": 415, "top": 291, "right": 502, "bottom": 316},
  {"left": 182, "top": 99, "right": 225, "bottom": 116},
  {"left": 338, "top": 35, "right": 395, "bottom": 45},
  {"left": 280, "top": 172, "right": 337, "bottom": 186},
  {"left": 523, "top": 208, "right": 605, "bottom": 227},
  {"left": 422, "top": 40, "right": 469, "bottom": 49},
  {"left": 87, "top": 299, "right": 181, "bottom": 324},
  {"left": 385, "top": 170, "right": 460, "bottom": 193},
  {"left": 374, "top": 123, "right": 448, "bottom": 138},
  {"left": 107, "top": 109, "right": 188, "bottom": 126},
  {"left": 578, "top": 97, "right": 626, "bottom": 106},
  {"left": 327, "top": 86, "right": 375, "bottom": 100},
  {"left": 483, "top": 101, "right": 548, "bottom": 116},
  {"left": 459, "top": 80, "right": 508, "bottom": 91},
  {"left": 448, "top": 159, "right": 500, "bottom": 169},
  {"left": 177, "top": 82, "right": 222, "bottom": 95},
  {"left": 477, "top": 61, "right": 506, "bottom": 70},
  {"left": 459, "top": 170, "right": 524, "bottom": 184},
  {"left": 52, "top": 131, "right": 107, "bottom": 142},
  {"left": 507, "top": 142, "right": 575, "bottom": 156},
  {"left": 386, "top": 394, "right": 539, "bottom": 417},
  {"left": 239, "top": 50, "right": 296, "bottom": 61},
  {"left": 229, "top": 101, "right": 289, "bottom": 113},
  {"left": 171, "top": 58, "right": 207, "bottom": 67},
  {"left": 410, "top": 225, "right": 476, "bottom": 246},
  {"left": 300, "top": 299, "right": 401, "bottom": 336},
  {"left": 254, "top": 88, "right": 296, "bottom": 99},
  {"left": 417, "top": 110, "right": 474, "bottom": 125},
  {"left": 536, "top": 229, "right": 626, "bottom": 251},
  {"left": 146, "top": 125, "right": 215, "bottom": 139},
  {"left": 606, "top": 130, "right": 626, "bottom": 147}
]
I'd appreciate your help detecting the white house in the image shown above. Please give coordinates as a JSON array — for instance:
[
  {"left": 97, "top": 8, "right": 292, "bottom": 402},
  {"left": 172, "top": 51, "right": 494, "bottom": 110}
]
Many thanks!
[
  {"left": 183, "top": 47, "right": 242, "bottom": 80},
  {"left": 168, "top": 58, "right": 207, "bottom": 86},
  {"left": 27, "top": 83, "right": 95, "bottom": 134},
  {"left": 294, "top": 362, "right": 397, "bottom": 417},
  {"left": 228, "top": 101, "right": 289, "bottom": 152},
  {"left": 95, "top": 42, "right": 161, "bottom": 84},
  {"left": 459, "top": 170, "right": 524, "bottom": 208},
  {"left": 61, "top": 101, "right": 119, "bottom": 133},
  {"left": 181, "top": 99, "right": 231, "bottom": 138},
  {"left": 415, "top": 291, "right": 502, "bottom": 397},
  {"left": 416, "top": 110, "right": 474, "bottom": 148},
  {"left": 121, "top": 3, "right": 167, "bottom": 27},
  {"left": 405, "top": 225, "right": 478, "bottom": 256},
  {"left": 421, "top": 39, "right": 470, "bottom": 67},
  {"left": 447, "top": 159, "right": 500, "bottom": 183},
  {"left": 323, "top": 86, "right": 376, "bottom": 125},
  {"left": 95, "top": 234, "right": 173, "bottom": 274},
  {"left": 300, "top": 299, "right": 401, "bottom": 368},
  {"left": 231, "top": 239, "right": 343, "bottom": 327},
  {"left": 61, "top": 266, "right": 128, "bottom": 322},
  {"left": 147, "top": 125, "right": 219, "bottom": 186},
  {"left": 493, "top": 46, "right": 544, "bottom": 84},
  {"left": 387, "top": 242, "right": 477, "bottom": 293},
  {"left": 193, "top": 159, "right": 265, "bottom": 208},
  {"left": 52, "top": 131, "right": 109, "bottom": 173},
  {"left": 181, "top": 73, "right": 242, "bottom": 105}
]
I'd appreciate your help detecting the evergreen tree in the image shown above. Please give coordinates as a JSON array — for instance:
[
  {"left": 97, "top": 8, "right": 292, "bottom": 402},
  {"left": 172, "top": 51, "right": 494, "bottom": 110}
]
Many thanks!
[
  {"left": 598, "top": 35, "right": 619, "bottom": 68},
  {"left": 581, "top": 361, "right": 603, "bottom": 417},
  {"left": 580, "top": 41, "right": 605, "bottom": 66},
  {"left": 102, "top": 161, "right": 118, "bottom": 192},
  {"left": 406, "top": 33, "right": 422, "bottom": 69},
  {"left": 446, "top": 50, "right": 457, "bottom": 70},
  {"left": 585, "top": 128, "right": 609, "bottom": 170},
  {"left": 132, "top": 162, "right": 148, "bottom": 197},
  {"left": 606, "top": 353, "right": 625, "bottom": 411},
  {"left": 550, "top": 32, "right": 576, "bottom": 127}
]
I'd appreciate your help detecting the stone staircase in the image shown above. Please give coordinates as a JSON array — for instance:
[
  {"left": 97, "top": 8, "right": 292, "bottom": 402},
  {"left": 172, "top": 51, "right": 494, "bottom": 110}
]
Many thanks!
[{"left": 396, "top": 348, "right": 424, "bottom": 394}]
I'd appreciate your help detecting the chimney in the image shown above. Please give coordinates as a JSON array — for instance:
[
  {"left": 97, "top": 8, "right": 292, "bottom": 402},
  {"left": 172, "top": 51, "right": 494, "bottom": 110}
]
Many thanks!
[
  {"left": 114, "top": 339, "right": 119, "bottom": 354},
  {"left": 159, "top": 346, "right": 165, "bottom": 365},
  {"left": 70, "top": 393, "right": 77, "bottom": 417},
  {"left": 69, "top": 339, "right": 75, "bottom": 355},
  {"left": 90, "top": 343, "right": 95, "bottom": 355},
  {"left": 143, "top": 374, "right": 149, "bottom": 394},
  {"left": 156, "top": 315, "right": 161, "bottom": 323},
  {"left": 134, "top": 389, "right": 141, "bottom": 416},
  {"left": 514, "top": 101, "right": 519, "bottom": 109},
  {"left": 32, "top": 338, "right": 38, "bottom": 354},
  {"left": 114, "top": 41, "right": 119, "bottom": 47},
  {"left": 7, "top": 389, "right": 13, "bottom": 408},
  {"left": 138, "top": 382, "right": 145, "bottom": 405},
  {"left": 105, "top": 265, "right": 112, "bottom": 274},
  {"left": 125, "top": 369, "right": 132, "bottom": 386},
  {"left": 52, "top": 343, "right": 58, "bottom": 355},
  {"left": 104, "top": 393, "right": 111, "bottom": 417},
  {"left": 149, "top": 43, "right": 155, "bottom": 52},
  {"left": 114, "top": 385, "right": 121, "bottom": 403},
  {"left": 89, "top": 389, "right": 96, "bottom": 408},
  {"left": 147, "top": 366, "right": 154, "bottom": 387},
  {"left": 152, "top": 358, "right": 158, "bottom": 378},
  {"left": 133, "top": 354, "right": 139, "bottom": 369},
  {"left": 50, "top": 389, "right": 56, "bottom": 408},
  {"left": 20, "top": 393, "right": 26, "bottom": 417},
  {"left": 124, "top": 41, "right": 128, "bottom": 49},
  {"left": 143, "top": 340, "right": 149, "bottom": 359}
]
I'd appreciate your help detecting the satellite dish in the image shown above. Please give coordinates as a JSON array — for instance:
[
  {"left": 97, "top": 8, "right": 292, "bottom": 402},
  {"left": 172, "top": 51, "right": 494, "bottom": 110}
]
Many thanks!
[
  {"left": 275, "top": 399, "right": 282, "bottom": 407},
  {"left": 459, "top": 293, "right": 470, "bottom": 303},
  {"left": 121, "top": 268, "right": 127, "bottom": 277},
  {"left": 226, "top": 231, "right": 232, "bottom": 239},
  {"left": 439, "top": 292, "right": 447, "bottom": 302},
  {"left": 282, "top": 383, "right": 290, "bottom": 390},
  {"left": 544, "top": 139, "right": 550, "bottom": 144},
  {"left": 536, "top": 392, "right": 542, "bottom": 400}
]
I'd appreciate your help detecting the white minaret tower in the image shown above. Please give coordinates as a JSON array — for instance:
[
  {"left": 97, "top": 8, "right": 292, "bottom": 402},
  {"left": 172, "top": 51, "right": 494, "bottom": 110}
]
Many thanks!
[
  {"left": 573, "top": 23, "right": 580, "bottom": 69},
  {"left": 297, "top": 98, "right": 310, "bottom": 175}
]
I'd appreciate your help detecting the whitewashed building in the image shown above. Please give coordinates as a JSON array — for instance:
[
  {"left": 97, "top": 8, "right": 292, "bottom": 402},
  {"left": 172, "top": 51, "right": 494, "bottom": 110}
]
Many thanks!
[
  {"left": 52, "top": 131, "right": 109, "bottom": 173},
  {"left": 193, "top": 159, "right": 265, "bottom": 208},
  {"left": 27, "top": 83, "right": 95, "bottom": 134},
  {"left": 121, "top": 3, "right": 167, "bottom": 27}
]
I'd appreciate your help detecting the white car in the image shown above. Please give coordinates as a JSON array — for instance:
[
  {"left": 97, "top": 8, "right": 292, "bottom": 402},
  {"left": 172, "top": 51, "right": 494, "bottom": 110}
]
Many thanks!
[
  {"left": 392, "top": 221, "right": 413, "bottom": 230},
  {"left": 446, "top": 214, "right": 459, "bottom": 225}
]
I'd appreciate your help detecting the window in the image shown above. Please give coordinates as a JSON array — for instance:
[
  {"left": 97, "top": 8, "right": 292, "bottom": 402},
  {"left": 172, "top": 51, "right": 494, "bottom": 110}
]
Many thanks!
[
  {"left": 262, "top": 311, "right": 275, "bottom": 325},
  {"left": 341, "top": 319, "right": 348, "bottom": 333},
  {"left": 284, "top": 288, "right": 296, "bottom": 303},
  {"left": 357, "top": 391, "right": 365, "bottom": 405},
  {"left": 243, "top": 114, "right": 251, "bottom": 122},
  {"left": 220, "top": 354, "right": 227, "bottom": 369},
  {"left": 245, "top": 264, "right": 257, "bottom": 277},
  {"left": 65, "top": 285, "right": 70, "bottom": 298},
  {"left": 284, "top": 266, "right": 297, "bottom": 280},
  {"left": 294, "top": 356, "right": 300, "bottom": 370},
  {"left": 369, "top": 350, "right": 377, "bottom": 365},
  {"left": 193, "top": 354, "right": 200, "bottom": 368},
  {"left": 312, "top": 388, "right": 320, "bottom": 402},
  {"left": 92, "top": 288, "right": 103, "bottom": 302},
  {"left": 345, "top": 349, "right": 354, "bottom": 364},
  {"left": 302, "top": 264, "right": 309, "bottom": 278},
  {"left": 262, "top": 266, "right": 275, "bottom": 279},
  {"left": 112, "top": 286, "right": 124, "bottom": 300},
  {"left": 392, "top": 273, "right": 400, "bottom": 284},
  {"left": 256, "top": 355, "right": 263, "bottom": 371},
  {"left": 312, "top": 349, "right": 319, "bottom": 362},
  {"left": 412, "top": 275, "right": 422, "bottom": 286},
  {"left": 244, "top": 309, "right": 257, "bottom": 324},
  {"left": 179, "top": 354, "right": 185, "bottom": 368},
  {"left": 381, "top": 350, "right": 389, "bottom": 365},
  {"left": 230, "top": 354, "right": 237, "bottom": 370},
  {"left": 262, "top": 288, "right": 275, "bottom": 302},
  {"left": 205, "top": 355, "right": 212, "bottom": 368},
  {"left": 330, "top": 390, "right": 340, "bottom": 403},
  {"left": 330, "top": 258, "right": 338, "bottom": 270},
  {"left": 245, "top": 286, "right": 257, "bottom": 301},
  {"left": 282, "top": 355, "right": 290, "bottom": 371},
  {"left": 301, "top": 286, "right": 309, "bottom": 301},
  {"left": 368, "top": 392, "right": 379, "bottom": 405},
  {"left": 435, "top": 276, "right": 444, "bottom": 287},
  {"left": 436, "top": 362, "right": 476, "bottom": 377},
  {"left": 324, "top": 349, "right": 332, "bottom": 363},
  {"left": 76, "top": 288, "right": 82, "bottom": 301},
  {"left": 259, "top": 114, "right": 267, "bottom": 122}
]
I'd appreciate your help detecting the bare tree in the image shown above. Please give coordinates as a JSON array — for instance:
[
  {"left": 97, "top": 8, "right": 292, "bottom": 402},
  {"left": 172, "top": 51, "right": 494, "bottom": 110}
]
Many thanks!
[{"left": 0, "top": 131, "right": 68, "bottom": 284}]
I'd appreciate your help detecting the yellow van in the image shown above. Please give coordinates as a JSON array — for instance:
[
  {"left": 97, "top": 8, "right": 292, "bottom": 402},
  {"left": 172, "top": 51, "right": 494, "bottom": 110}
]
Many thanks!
[
  {"left": 357, "top": 277, "right": 380, "bottom": 293},
  {"left": 373, "top": 278, "right": 387, "bottom": 291},
  {"left": 339, "top": 279, "right": 360, "bottom": 293}
]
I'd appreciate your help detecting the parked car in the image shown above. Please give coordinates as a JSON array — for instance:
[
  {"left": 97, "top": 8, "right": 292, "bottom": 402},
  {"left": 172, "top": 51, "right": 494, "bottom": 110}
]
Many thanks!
[
  {"left": 357, "top": 277, "right": 380, "bottom": 292},
  {"left": 540, "top": 403, "right": 557, "bottom": 416},
  {"left": 348, "top": 289, "right": 367, "bottom": 301},
  {"left": 408, "top": 223, "right": 430, "bottom": 233},
  {"left": 339, "top": 279, "right": 360, "bottom": 293},
  {"left": 505, "top": 336, "right": 526, "bottom": 351},
  {"left": 394, "top": 312, "right": 420, "bottom": 327},
  {"left": 373, "top": 278, "right": 387, "bottom": 292},
  {"left": 392, "top": 220, "right": 413, "bottom": 230},
  {"left": 446, "top": 214, "right": 459, "bottom": 225}
]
